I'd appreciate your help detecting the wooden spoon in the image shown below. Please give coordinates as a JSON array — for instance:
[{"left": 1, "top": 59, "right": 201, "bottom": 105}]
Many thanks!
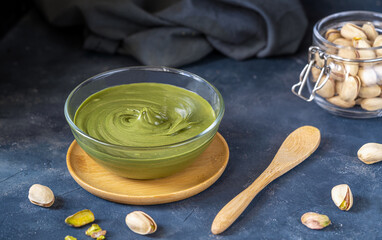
[{"left": 211, "top": 126, "right": 321, "bottom": 234}]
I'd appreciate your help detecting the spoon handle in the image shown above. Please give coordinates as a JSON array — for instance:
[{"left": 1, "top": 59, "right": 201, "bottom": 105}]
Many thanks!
[{"left": 211, "top": 170, "right": 275, "bottom": 235}]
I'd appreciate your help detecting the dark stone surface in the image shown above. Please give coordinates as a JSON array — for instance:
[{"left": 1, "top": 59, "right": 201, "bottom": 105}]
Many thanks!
[{"left": 1, "top": 9, "right": 382, "bottom": 240}]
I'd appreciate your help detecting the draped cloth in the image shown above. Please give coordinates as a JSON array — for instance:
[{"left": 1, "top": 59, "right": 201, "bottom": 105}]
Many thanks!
[{"left": 35, "top": 0, "right": 308, "bottom": 66}]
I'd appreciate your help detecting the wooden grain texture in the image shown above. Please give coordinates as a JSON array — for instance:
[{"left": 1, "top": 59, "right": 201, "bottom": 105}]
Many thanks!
[
  {"left": 66, "top": 133, "right": 229, "bottom": 205},
  {"left": 211, "top": 126, "right": 321, "bottom": 235}
]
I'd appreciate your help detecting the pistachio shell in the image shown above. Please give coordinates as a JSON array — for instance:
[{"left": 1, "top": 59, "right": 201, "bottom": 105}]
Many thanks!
[
  {"left": 329, "top": 61, "right": 346, "bottom": 81},
  {"left": 311, "top": 67, "right": 321, "bottom": 82},
  {"left": 362, "top": 22, "right": 378, "bottom": 41},
  {"left": 317, "top": 78, "right": 335, "bottom": 98},
  {"left": 373, "top": 35, "right": 382, "bottom": 56},
  {"left": 28, "top": 184, "right": 55, "bottom": 208},
  {"left": 327, "top": 96, "right": 355, "bottom": 108},
  {"left": 358, "top": 143, "right": 382, "bottom": 164},
  {"left": 339, "top": 76, "right": 360, "bottom": 101},
  {"left": 338, "top": 48, "right": 357, "bottom": 59},
  {"left": 325, "top": 28, "right": 341, "bottom": 42},
  {"left": 331, "top": 184, "right": 353, "bottom": 211},
  {"left": 301, "top": 212, "right": 331, "bottom": 230},
  {"left": 353, "top": 38, "right": 376, "bottom": 59},
  {"left": 341, "top": 23, "right": 367, "bottom": 40},
  {"left": 335, "top": 81, "right": 343, "bottom": 95},
  {"left": 358, "top": 85, "right": 381, "bottom": 98},
  {"left": 358, "top": 67, "right": 378, "bottom": 86},
  {"left": 333, "top": 38, "right": 353, "bottom": 47},
  {"left": 360, "top": 98, "right": 382, "bottom": 111},
  {"left": 125, "top": 211, "right": 157, "bottom": 235}
]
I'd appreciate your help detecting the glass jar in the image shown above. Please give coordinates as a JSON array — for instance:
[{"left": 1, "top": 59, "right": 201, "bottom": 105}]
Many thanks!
[{"left": 292, "top": 11, "right": 382, "bottom": 118}]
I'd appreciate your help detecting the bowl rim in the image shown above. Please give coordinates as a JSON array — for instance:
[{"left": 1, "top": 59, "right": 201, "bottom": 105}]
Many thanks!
[{"left": 64, "top": 66, "right": 225, "bottom": 150}]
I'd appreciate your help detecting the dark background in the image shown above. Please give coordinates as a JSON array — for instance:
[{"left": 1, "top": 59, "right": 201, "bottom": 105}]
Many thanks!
[
  {"left": 2, "top": 0, "right": 382, "bottom": 50},
  {"left": 2, "top": 1, "right": 382, "bottom": 239}
]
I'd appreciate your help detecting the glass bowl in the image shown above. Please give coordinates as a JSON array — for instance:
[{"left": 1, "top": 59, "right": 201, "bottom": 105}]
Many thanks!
[{"left": 64, "top": 66, "right": 225, "bottom": 179}]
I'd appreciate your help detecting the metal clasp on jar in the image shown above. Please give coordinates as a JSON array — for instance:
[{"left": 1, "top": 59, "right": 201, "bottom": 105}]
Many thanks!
[{"left": 292, "top": 46, "right": 331, "bottom": 102}]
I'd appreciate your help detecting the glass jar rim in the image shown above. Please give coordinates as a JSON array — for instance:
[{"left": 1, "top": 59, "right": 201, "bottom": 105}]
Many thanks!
[
  {"left": 64, "top": 66, "right": 225, "bottom": 150},
  {"left": 314, "top": 10, "right": 382, "bottom": 52}
]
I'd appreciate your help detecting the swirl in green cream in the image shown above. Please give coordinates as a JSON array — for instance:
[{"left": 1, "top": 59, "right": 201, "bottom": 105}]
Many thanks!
[{"left": 74, "top": 83, "right": 216, "bottom": 147}]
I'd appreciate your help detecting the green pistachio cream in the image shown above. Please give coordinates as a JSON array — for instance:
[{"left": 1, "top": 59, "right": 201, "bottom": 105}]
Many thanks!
[{"left": 74, "top": 83, "right": 216, "bottom": 147}]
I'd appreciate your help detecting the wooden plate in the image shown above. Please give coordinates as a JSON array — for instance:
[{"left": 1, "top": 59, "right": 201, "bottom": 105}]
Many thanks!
[{"left": 66, "top": 133, "right": 229, "bottom": 205}]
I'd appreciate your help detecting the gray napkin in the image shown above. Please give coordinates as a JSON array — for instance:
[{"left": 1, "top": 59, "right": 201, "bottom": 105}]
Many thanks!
[{"left": 35, "top": 0, "right": 308, "bottom": 67}]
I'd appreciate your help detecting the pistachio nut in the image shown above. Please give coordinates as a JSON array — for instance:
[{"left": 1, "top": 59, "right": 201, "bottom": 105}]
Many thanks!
[
  {"left": 358, "top": 143, "right": 382, "bottom": 164},
  {"left": 333, "top": 38, "right": 353, "bottom": 47},
  {"left": 373, "top": 35, "right": 382, "bottom": 56},
  {"left": 28, "top": 184, "right": 55, "bottom": 208},
  {"left": 358, "top": 67, "right": 378, "bottom": 86},
  {"left": 331, "top": 184, "right": 353, "bottom": 211},
  {"left": 65, "top": 236, "right": 77, "bottom": 240},
  {"left": 65, "top": 209, "right": 95, "bottom": 227},
  {"left": 358, "top": 85, "right": 381, "bottom": 98},
  {"left": 338, "top": 48, "right": 357, "bottom": 59},
  {"left": 339, "top": 75, "right": 360, "bottom": 101},
  {"left": 353, "top": 38, "right": 376, "bottom": 59},
  {"left": 335, "top": 81, "right": 343, "bottom": 95},
  {"left": 125, "top": 211, "right": 157, "bottom": 235},
  {"left": 86, "top": 224, "right": 106, "bottom": 240},
  {"left": 325, "top": 28, "right": 341, "bottom": 42},
  {"left": 301, "top": 212, "right": 331, "bottom": 230},
  {"left": 362, "top": 22, "right": 378, "bottom": 41},
  {"left": 341, "top": 23, "right": 367, "bottom": 40},
  {"left": 317, "top": 78, "right": 335, "bottom": 98},
  {"left": 327, "top": 96, "right": 355, "bottom": 108},
  {"left": 360, "top": 98, "right": 382, "bottom": 111}
]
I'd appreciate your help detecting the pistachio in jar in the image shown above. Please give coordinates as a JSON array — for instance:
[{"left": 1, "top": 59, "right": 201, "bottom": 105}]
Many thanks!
[
  {"left": 294, "top": 11, "right": 382, "bottom": 117},
  {"left": 318, "top": 21, "right": 382, "bottom": 112}
]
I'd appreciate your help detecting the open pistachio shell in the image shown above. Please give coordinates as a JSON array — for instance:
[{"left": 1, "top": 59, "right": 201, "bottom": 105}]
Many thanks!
[
  {"left": 331, "top": 184, "right": 353, "bottom": 211},
  {"left": 373, "top": 35, "right": 382, "bottom": 57},
  {"left": 358, "top": 67, "right": 378, "bottom": 86},
  {"left": 353, "top": 38, "right": 376, "bottom": 59},
  {"left": 339, "top": 75, "right": 360, "bottom": 101},
  {"left": 362, "top": 22, "right": 378, "bottom": 41},
  {"left": 335, "top": 81, "right": 343, "bottom": 95},
  {"left": 65, "top": 209, "right": 95, "bottom": 227},
  {"left": 301, "top": 212, "right": 331, "bottom": 230},
  {"left": 125, "top": 211, "right": 157, "bottom": 235},
  {"left": 333, "top": 38, "right": 353, "bottom": 47},
  {"left": 317, "top": 78, "right": 335, "bottom": 98},
  {"left": 28, "top": 184, "right": 55, "bottom": 208},
  {"left": 341, "top": 23, "right": 367, "bottom": 40},
  {"left": 360, "top": 98, "right": 382, "bottom": 111},
  {"left": 327, "top": 96, "right": 355, "bottom": 108},
  {"left": 325, "top": 28, "right": 341, "bottom": 42},
  {"left": 358, "top": 85, "right": 381, "bottom": 98}
]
